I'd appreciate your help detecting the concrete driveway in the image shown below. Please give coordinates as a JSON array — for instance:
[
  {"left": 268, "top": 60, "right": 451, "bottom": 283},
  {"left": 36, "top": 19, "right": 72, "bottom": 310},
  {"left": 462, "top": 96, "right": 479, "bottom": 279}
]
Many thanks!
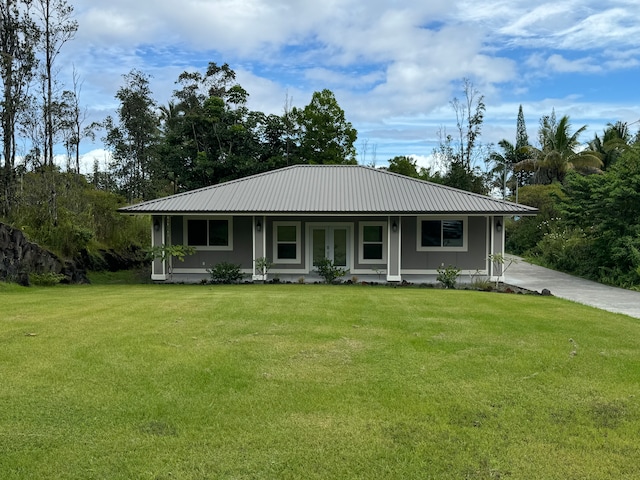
[{"left": 505, "top": 256, "right": 640, "bottom": 319}]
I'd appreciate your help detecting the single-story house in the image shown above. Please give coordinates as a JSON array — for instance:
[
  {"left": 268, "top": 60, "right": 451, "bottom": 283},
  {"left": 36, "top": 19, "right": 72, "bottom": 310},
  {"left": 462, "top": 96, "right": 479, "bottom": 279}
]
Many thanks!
[{"left": 119, "top": 164, "right": 538, "bottom": 283}]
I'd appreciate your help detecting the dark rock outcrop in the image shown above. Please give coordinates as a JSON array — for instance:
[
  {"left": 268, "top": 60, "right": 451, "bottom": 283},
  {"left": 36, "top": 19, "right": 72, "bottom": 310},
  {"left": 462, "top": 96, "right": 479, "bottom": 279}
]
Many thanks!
[
  {"left": 76, "top": 245, "right": 148, "bottom": 272},
  {"left": 0, "top": 222, "right": 89, "bottom": 284}
]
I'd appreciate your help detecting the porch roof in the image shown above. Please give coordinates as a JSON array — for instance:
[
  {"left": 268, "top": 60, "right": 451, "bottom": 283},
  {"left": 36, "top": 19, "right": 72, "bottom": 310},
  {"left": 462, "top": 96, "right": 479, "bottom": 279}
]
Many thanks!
[{"left": 119, "top": 165, "right": 538, "bottom": 215}]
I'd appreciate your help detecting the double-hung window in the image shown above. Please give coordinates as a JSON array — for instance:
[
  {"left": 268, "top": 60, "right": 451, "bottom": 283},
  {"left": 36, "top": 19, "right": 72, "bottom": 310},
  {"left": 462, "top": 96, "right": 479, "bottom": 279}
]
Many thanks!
[
  {"left": 273, "top": 222, "right": 301, "bottom": 263},
  {"left": 417, "top": 217, "right": 467, "bottom": 251},
  {"left": 186, "top": 217, "right": 232, "bottom": 250},
  {"left": 359, "top": 222, "right": 386, "bottom": 263}
]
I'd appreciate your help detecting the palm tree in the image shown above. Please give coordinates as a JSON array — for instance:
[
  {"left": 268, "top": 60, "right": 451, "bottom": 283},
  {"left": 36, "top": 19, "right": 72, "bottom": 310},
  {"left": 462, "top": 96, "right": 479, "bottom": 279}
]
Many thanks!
[
  {"left": 489, "top": 139, "right": 533, "bottom": 201},
  {"left": 489, "top": 139, "right": 517, "bottom": 199},
  {"left": 516, "top": 114, "right": 603, "bottom": 184},
  {"left": 589, "top": 121, "right": 631, "bottom": 170}
]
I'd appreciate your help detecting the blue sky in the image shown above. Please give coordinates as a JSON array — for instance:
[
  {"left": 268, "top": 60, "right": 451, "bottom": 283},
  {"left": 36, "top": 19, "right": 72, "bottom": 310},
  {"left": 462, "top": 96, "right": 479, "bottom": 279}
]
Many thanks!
[{"left": 61, "top": 0, "right": 640, "bottom": 172}]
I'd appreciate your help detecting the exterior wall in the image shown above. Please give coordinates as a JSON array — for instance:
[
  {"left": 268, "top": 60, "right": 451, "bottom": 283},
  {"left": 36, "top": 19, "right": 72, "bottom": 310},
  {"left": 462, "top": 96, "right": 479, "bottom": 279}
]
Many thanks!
[
  {"left": 400, "top": 216, "right": 488, "bottom": 274},
  {"left": 264, "top": 216, "right": 394, "bottom": 278},
  {"left": 156, "top": 213, "right": 496, "bottom": 283},
  {"left": 265, "top": 216, "right": 308, "bottom": 273},
  {"left": 171, "top": 216, "right": 254, "bottom": 280},
  {"left": 352, "top": 216, "right": 388, "bottom": 273}
]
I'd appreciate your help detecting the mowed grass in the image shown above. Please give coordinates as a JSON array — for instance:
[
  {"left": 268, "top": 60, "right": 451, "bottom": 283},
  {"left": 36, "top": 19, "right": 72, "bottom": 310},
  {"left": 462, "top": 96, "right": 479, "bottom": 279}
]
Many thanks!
[{"left": 1, "top": 283, "right": 639, "bottom": 479}]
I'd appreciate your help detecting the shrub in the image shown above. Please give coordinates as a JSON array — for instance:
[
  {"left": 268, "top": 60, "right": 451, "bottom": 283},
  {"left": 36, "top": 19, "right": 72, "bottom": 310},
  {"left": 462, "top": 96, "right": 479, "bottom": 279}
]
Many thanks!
[
  {"left": 531, "top": 226, "right": 594, "bottom": 276},
  {"left": 29, "top": 272, "right": 65, "bottom": 286},
  {"left": 254, "top": 257, "right": 273, "bottom": 277},
  {"left": 506, "top": 183, "right": 563, "bottom": 255},
  {"left": 314, "top": 258, "right": 349, "bottom": 284},
  {"left": 436, "top": 264, "right": 460, "bottom": 289},
  {"left": 470, "top": 276, "right": 492, "bottom": 291},
  {"left": 207, "top": 262, "right": 244, "bottom": 284}
]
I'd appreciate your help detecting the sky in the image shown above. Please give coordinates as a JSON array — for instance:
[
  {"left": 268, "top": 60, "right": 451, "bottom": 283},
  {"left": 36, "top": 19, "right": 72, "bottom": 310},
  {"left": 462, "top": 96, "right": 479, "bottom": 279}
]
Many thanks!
[{"left": 57, "top": 0, "right": 640, "bottom": 173}]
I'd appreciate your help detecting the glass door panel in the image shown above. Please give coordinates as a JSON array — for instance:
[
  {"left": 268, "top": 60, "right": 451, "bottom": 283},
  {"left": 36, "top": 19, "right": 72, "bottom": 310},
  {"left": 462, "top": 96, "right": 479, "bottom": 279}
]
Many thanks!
[
  {"left": 311, "top": 226, "right": 349, "bottom": 267},
  {"left": 333, "top": 228, "right": 347, "bottom": 266},
  {"left": 312, "top": 228, "right": 326, "bottom": 266}
]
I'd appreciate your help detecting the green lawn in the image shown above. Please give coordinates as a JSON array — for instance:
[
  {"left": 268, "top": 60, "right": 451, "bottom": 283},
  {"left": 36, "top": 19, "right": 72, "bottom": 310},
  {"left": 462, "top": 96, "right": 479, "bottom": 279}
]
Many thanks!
[{"left": 1, "top": 283, "right": 639, "bottom": 479}]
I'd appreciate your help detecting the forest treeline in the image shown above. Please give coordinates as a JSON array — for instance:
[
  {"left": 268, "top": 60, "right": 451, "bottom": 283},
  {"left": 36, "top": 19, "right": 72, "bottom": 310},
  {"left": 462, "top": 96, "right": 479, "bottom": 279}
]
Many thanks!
[
  {"left": 387, "top": 99, "right": 640, "bottom": 289},
  {"left": 1, "top": 1, "right": 639, "bottom": 288}
]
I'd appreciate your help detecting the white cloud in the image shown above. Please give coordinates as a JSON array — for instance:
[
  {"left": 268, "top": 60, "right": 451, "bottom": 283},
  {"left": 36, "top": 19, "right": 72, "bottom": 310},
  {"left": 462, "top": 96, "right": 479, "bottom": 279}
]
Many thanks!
[
  {"left": 54, "top": 0, "right": 640, "bottom": 169},
  {"left": 556, "top": 7, "right": 640, "bottom": 50},
  {"left": 545, "top": 54, "right": 602, "bottom": 74},
  {"left": 78, "top": 149, "right": 113, "bottom": 175}
]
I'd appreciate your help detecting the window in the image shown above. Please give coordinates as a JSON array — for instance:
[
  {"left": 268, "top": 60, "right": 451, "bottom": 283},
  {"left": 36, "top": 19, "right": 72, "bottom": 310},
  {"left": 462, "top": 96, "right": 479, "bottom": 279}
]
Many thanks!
[
  {"left": 209, "top": 220, "right": 229, "bottom": 246},
  {"left": 359, "top": 222, "right": 386, "bottom": 264},
  {"left": 187, "top": 219, "right": 208, "bottom": 246},
  {"left": 185, "top": 217, "right": 232, "bottom": 250},
  {"left": 273, "top": 222, "right": 301, "bottom": 263},
  {"left": 417, "top": 217, "right": 466, "bottom": 251}
]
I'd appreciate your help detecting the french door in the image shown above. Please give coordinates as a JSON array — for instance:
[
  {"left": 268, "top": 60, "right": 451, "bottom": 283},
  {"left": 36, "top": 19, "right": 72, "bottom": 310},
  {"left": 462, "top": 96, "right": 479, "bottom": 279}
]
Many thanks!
[{"left": 311, "top": 226, "right": 349, "bottom": 267}]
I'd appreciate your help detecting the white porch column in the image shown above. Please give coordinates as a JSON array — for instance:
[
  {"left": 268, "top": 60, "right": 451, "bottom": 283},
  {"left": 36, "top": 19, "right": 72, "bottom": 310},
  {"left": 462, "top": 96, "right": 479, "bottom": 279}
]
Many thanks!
[
  {"left": 151, "top": 215, "right": 169, "bottom": 281},
  {"left": 490, "top": 216, "right": 505, "bottom": 281},
  {"left": 252, "top": 215, "right": 267, "bottom": 281},
  {"left": 386, "top": 216, "right": 402, "bottom": 282}
]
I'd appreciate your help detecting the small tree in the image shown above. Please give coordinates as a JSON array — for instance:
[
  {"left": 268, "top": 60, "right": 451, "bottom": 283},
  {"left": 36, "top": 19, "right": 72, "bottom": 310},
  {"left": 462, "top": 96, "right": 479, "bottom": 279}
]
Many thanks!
[
  {"left": 146, "top": 244, "right": 195, "bottom": 281},
  {"left": 432, "top": 79, "right": 488, "bottom": 195},
  {"left": 314, "top": 258, "right": 348, "bottom": 284},
  {"left": 436, "top": 264, "right": 461, "bottom": 289},
  {"left": 146, "top": 244, "right": 195, "bottom": 263},
  {"left": 254, "top": 256, "right": 272, "bottom": 280},
  {"left": 488, "top": 253, "right": 518, "bottom": 288}
]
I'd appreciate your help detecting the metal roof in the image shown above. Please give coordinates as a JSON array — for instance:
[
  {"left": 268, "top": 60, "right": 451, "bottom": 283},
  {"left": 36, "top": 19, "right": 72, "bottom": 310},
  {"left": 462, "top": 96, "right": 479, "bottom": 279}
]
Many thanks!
[{"left": 118, "top": 165, "right": 538, "bottom": 215}]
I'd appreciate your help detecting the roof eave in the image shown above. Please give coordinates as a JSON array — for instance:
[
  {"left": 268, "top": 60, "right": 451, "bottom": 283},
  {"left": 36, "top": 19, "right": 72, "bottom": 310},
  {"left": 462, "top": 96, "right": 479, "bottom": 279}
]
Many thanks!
[{"left": 118, "top": 208, "right": 539, "bottom": 216}]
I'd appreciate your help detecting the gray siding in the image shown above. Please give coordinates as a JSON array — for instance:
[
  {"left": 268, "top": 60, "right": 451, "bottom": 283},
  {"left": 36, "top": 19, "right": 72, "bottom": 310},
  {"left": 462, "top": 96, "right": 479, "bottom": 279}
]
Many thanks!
[
  {"left": 401, "top": 216, "right": 487, "bottom": 271},
  {"left": 265, "top": 216, "right": 307, "bottom": 271},
  {"left": 178, "top": 216, "right": 253, "bottom": 269},
  {"left": 166, "top": 213, "right": 492, "bottom": 280},
  {"left": 266, "top": 216, "right": 388, "bottom": 272},
  {"left": 352, "top": 216, "right": 388, "bottom": 271}
]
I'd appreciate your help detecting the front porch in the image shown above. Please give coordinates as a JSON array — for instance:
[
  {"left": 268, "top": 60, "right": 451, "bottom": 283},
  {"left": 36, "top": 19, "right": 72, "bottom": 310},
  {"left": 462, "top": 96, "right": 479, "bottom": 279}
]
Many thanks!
[{"left": 149, "top": 214, "right": 507, "bottom": 284}]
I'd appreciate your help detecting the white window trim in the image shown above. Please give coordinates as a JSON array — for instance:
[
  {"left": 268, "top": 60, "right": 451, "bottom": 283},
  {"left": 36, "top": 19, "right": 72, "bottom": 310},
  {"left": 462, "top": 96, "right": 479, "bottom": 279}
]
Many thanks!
[
  {"left": 273, "top": 221, "right": 301, "bottom": 264},
  {"left": 358, "top": 222, "right": 387, "bottom": 264},
  {"left": 184, "top": 216, "right": 233, "bottom": 251},
  {"left": 416, "top": 216, "right": 468, "bottom": 252}
]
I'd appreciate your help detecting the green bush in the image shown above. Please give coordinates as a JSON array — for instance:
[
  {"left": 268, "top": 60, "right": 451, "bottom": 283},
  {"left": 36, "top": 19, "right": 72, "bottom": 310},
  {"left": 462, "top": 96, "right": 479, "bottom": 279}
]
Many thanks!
[
  {"left": 29, "top": 272, "right": 65, "bottom": 286},
  {"left": 506, "top": 184, "right": 563, "bottom": 255},
  {"left": 314, "top": 258, "right": 349, "bottom": 284},
  {"left": 7, "top": 170, "right": 150, "bottom": 261},
  {"left": 207, "top": 262, "right": 244, "bottom": 284},
  {"left": 531, "top": 226, "right": 594, "bottom": 275},
  {"left": 436, "top": 264, "right": 461, "bottom": 289}
]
